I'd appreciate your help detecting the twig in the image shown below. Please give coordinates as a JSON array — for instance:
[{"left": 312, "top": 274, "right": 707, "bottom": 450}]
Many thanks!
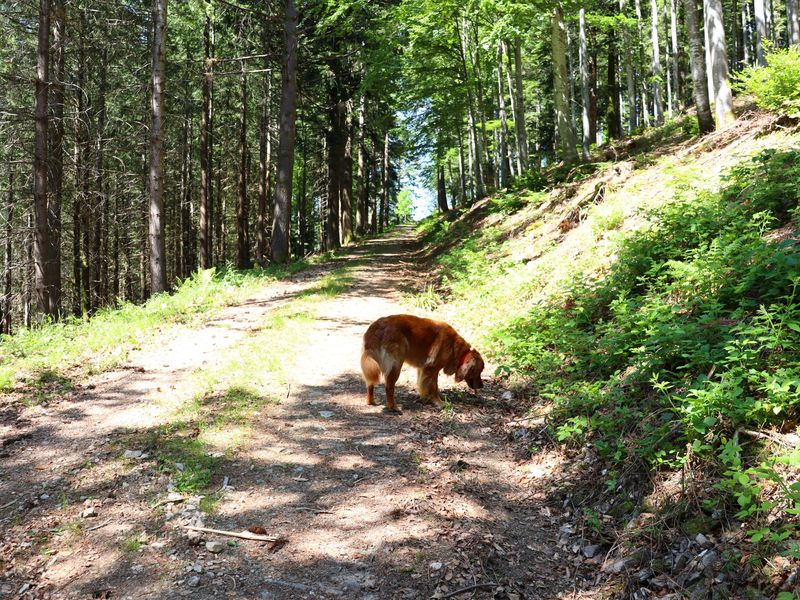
[
  {"left": 0, "top": 499, "right": 17, "bottom": 510},
  {"left": 182, "top": 525, "right": 283, "bottom": 543},
  {"left": 152, "top": 496, "right": 187, "bottom": 509},
  {"left": 86, "top": 519, "right": 112, "bottom": 532},
  {"left": 437, "top": 583, "right": 498, "bottom": 599}
]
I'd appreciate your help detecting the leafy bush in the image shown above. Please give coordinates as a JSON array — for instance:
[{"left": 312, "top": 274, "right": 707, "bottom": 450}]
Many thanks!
[{"left": 735, "top": 46, "right": 800, "bottom": 118}]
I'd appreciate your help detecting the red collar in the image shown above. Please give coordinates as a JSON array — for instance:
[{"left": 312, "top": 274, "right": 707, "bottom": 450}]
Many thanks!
[{"left": 458, "top": 350, "right": 472, "bottom": 369}]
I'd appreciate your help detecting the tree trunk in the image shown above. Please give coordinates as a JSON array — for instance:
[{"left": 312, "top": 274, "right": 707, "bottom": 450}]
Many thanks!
[
  {"left": 437, "top": 163, "right": 449, "bottom": 213},
  {"left": 607, "top": 30, "right": 622, "bottom": 139},
  {"left": 634, "top": 0, "right": 650, "bottom": 126},
  {"left": 620, "top": 0, "right": 637, "bottom": 132},
  {"left": 552, "top": 4, "right": 578, "bottom": 164},
  {"left": 742, "top": 0, "right": 751, "bottom": 66},
  {"left": 270, "top": 0, "right": 298, "bottom": 264},
  {"left": 325, "top": 96, "right": 342, "bottom": 251},
  {"left": 381, "top": 129, "right": 390, "bottom": 231},
  {"left": 199, "top": 12, "right": 213, "bottom": 268},
  {"left": 579, "top": 8, "right": 591, "bottom": 159},
  {"left": 149, "top": 0, "right": 167, "bottom": 293},
  {"left": 511, "top": 38, "right": 529, "bottom": 172},
  {"left": 457, "top": 18, "right": 485, "bottom": 198},
  {"left": 340, "top": 101, "right": 354, "bottom": 245},
  {"left": 95, "top": 49, "right": 108, "bottom": 307},
  {"left": 469, "top": 20, "right": 494, "bottom": 191},
  {"left": 496, "top": 44, "right": 511, "bottom": 186},
  {"left": 2, "top": 174, "right": 12, "bottom": 334},
  {"left": 356, "top": 92, "right": 368, "bottom": 236},
  {"left": 48, "top": 0, "right": 65, "bottom": 317},
  {"left": 754, "top": 0, "right": 767, "bottom": 65},
  {"left": 787, "top": 0, "right": 800, "bottom": 46},
  {"left": 684, "top": 0, "right": 715, "bottom": 133},
  {"left": 650, "top": 0, "right": 664, "bottom": 125},
  {"left": 670, "top": 0, "right": 681, "bottom": 110},
  {"left": 457, "top": 124, "right": 467, "bottom": 205},
  {"left": 704, "top": 0, "right": 735, "bottom": 128},
  {"left": 236, "top": 64, "right": 251, "bottom": 269},
  {"left": 34, "top": 0, "right": 51, "bottom": 318}
]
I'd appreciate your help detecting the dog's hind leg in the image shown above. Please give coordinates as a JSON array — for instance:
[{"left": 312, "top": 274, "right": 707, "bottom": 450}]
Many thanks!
[
  {"left": 384, "top": 364, "right": 402, "bottom": 412},
  {"left": 418, "top": 367, "right": 444, "bottom": 408},
  {"left": 361, "top": 351, "right": 382, "bottom": 406}
]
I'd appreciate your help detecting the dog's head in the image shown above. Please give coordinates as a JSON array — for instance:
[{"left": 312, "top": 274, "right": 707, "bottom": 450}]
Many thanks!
[{"left": 455, "top": 349, "right": 485, "bottom": 390}]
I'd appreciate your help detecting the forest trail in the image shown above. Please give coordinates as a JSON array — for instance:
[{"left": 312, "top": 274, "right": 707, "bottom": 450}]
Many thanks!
[{"left": 1, "top": 227, "right": 580, "bottom": 600}]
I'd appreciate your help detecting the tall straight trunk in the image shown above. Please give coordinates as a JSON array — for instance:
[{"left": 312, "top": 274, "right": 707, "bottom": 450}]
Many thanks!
[
  {"left": 34, "top": 0, "right": 51, "bottom": 317},
  {"left": 469, "top": 20, "right": 493, "bottom": 190},
  {"left": 754, "top": 0, "right": 767, "bottom": 65},
  {"left": 566, "top": 27, "right": 579, "bottom": 141},
  {"left": 703, "top": 3, "right": 716, "bottom": 101},
  {"left": 787, "top": 0, "right": 800, "bottom": 45},
  {"left": 270, "top": 0, "right": 298, "bottom": 264},
  {"left": 48, "top": 0, "right": 65, "bottom": 317},
  {"left": 139, "top": 149, "right": 148, "bottom": 301},
  {"left": 669, "top": 0, "right": 681, "bottom": 109},
  {"left": 369, "top": 144, "right": 378, "bottom": 234},
  {"left": 356, "top": 93, "right": 368, "bottom": 236},
  {"left": 503, "top": 43, "right": 521, "bottom": 175},
  {"left": 149, "top": 0, "right": 167, "bottom": 293},
  {"left": 216, "top": 171, "right": 224, "bottom": 263},
  {"left": 112, "top": 192, "right": 119, "bottom": 298},
  {"left": 665, "top": 4, "right": 673, "bottom": 118},
  {"left": 607, "top": 31, "right": 623, "bottom": 138},
  {"left": 340, "top": 102, "right": 354, "bottom": 245},
  {"left": 2, "top": 174, "right": 12, "bottom": 334},
  {"left": 325, "top": 96, "right": 342, "bottom": 251},
  {"left": 621, "top": 0, "right": 637, "bottom": 131},
  {"left": 74, "top": 11, "right": 87, "bottom": 315},
  {"left": 457, "top": 18, "right": 485, "bottom": 198},
  {"left": 511, "top": 38, "right": 529, "bottom": 172},
  {"left": 579, "top": 8, "right": 591, "bottom": 159},
  {"left": 496, "top": 44, "right": 511, "bottom": 187},
  {"left": 257, "top": 78, "right": 272, "bottom": 265},
  {"left": 650, "top": 0, "right": 664, "bottom": 125},
  {"left": 381, "top": 130, "right": 389, "bottom": 230},
  {"left": 742, "top": 0, "right": 751, "bottom": 66},
  {"left": 457, "top": 124, "right": 467, "bottom": 205},
  {"left": 684, "top": 0, "right": 715, "bottom": 132},
  {"left": 25, "top": 214, "right": 33, "bottom": 327},
  {"left": 705, "top": 0, "right": 735, "bottom": 128},
  {"left": 199, "top": 12, "right": 213, "bottom": 268},
  {"left": 552, "top": 4, "right": 578, "bottom": 164},
  {"left": 236, "top": 65, "right": 251, "bottom": 269},
  {"left": 437, "top": 161, "right": 449, "bottom": 213},
  {"left": 634, "top": 0, "right": 650, "bottom": 126}
]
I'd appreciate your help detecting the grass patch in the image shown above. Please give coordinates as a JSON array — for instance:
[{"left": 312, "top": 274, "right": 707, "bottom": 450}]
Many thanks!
[{"left": 0, "top": 264, "right": 306, "bottom": 392}]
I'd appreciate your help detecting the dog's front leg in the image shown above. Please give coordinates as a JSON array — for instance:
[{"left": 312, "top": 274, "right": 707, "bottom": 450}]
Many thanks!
[{"left": 418, "top": 367, "right": 444, "bottom": 408}]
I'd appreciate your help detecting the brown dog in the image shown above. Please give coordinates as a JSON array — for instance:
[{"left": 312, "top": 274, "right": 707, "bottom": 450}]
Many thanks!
[{"left": 360, "top": 314, "right": 485, "bottom": 412}]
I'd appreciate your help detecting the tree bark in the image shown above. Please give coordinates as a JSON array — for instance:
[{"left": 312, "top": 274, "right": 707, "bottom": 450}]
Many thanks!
[
  {"left": 684, "top": 0, "right": 715, "bottom": 133},
  {"left": 607, "top": 30, "right": 622, "bottom": 139},
  {"left": 48, "top": 0, "right": 65, "bottom": 317},
  {"left": 270, "top": 0, "right": 298, "bottom": 264},
  {"left": 552, "top": 4, "right": 578, "bottom": 164},
  {"left": 149, "top": 0, "right": 167, "bottom": 293},
  {"left": 650, "top": 0, "right": 664, "bottom": 125},
  {"left": 236, "top": 63, "right": 251, "bottom": 269},
  {"left": 457, "top": 18, "right": 485, "bottom": 199},
  {"left": 356, "top": 92, "right": 368, "bottom": 236},
  {"left": 511, "top": 38, "right": 529, "bottom": 172},
  {"left": 2, "top": 174, "right": 13, "bottom": 334},
  {"left": 669, "top": 0, "right": 681, "bottom": 110},
  {"left": 496, "top": 44, "right": 511, "bottom": 187},
  {"left": 787, "top": 0, "right": 800, "bottom": 46},
  {"left": 340, "top": 101, "right": 354, "bottom": 245},
  {"left": 754, "top": 0, "right": 767, "bottom": 66},
  {"left": 704, "top": 0, "right": 735, "bottom": 128},
  {"left": 634, "top": 0, "right": 650, "bottom": 126},
  {"left": 437, "top": 163, "right": 449, "bottom": 213},
  {"left": 256, "top": 35, "right": 272, "bottom": 265},
  {"left": 579, "top": 8, "right": 591, "bottom": 159},
  {"left": 381, "top": 129, "right": 390, "bottom": 231},
  {"left": 325, "top": 96, "right": 342, "bottom": 251},
  {"left": 199, "top": 11, "right": 213, "bottom": 269},
  {"left": 34, "top": 0, "right": 51, "bottom": 317}
]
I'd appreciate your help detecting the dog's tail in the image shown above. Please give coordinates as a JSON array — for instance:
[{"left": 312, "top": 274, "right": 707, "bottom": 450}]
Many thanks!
[{"left": 360, "top": 348, "right": 382, "bottom": 385}]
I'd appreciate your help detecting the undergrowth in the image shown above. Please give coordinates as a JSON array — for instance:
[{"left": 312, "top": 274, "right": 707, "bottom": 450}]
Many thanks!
[
  {"left": 0, "top": 263, "right": 306, "bottom": 392},
  {"left": 422, "top": 147, "right": 800, "bottom": 553}
]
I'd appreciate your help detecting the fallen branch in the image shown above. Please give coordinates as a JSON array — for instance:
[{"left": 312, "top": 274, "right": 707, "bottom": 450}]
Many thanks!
[
  {"left": 152, "top": 496, "right": 187, "bottom": 509},
  {"left": 86, "top": 519, "right": 112, "bottom": 532},
  {"left": 437, "top": 583, "right": 498, "bottom": 599},
  {"left": 182, "top": 525, "right": 284, "bottom": 543}
]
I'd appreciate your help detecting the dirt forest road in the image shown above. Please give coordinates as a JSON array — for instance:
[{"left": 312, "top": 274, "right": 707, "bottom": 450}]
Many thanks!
[{"left": 1, "top": 227, "right": 584, "bottom": 600}]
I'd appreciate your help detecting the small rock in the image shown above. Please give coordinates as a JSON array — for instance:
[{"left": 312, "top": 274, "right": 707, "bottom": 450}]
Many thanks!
[
  {"left": 174, "top": 463, "right": 185, "bottom": 472},
  {"left": 319, "top": 411, "right": 335, "bottom": 418},
  {"left": 131, "top": 564, "right": 144, "bottom": 574},
  {"left": 205, "top": 541, "right": 224, "bottom": 554},
  {"left": 582, "top": 544, "right": 602, "bottom": 558},
  {"left": 695, "top": 533, "right": 709, "bottom": 546},
  {"left": 429, "top": 561, "right": 443, "bottom": 571},
  {"left": 699, "top": 549, "right": 718, "bottom": 569},
  {"left": 123, "top": 450, "right": 143, "bottom": 459},
  {"left": 187, "top": 576, "right": 200, "bottom": 587},
  {"left": 185, "top": 530, "right": 203, "bottom": 545},
  {"left": 80, "top": 506, "right": 97, "bottom": 518},
  {"left": 501, "top": 391, "right": 514, "bottom": 401},
  {"left": 192, "top": 562, "right": 203, "bottom": 573},
  {"left": 39, "top": 494, "right": 50, "bottom": 500}
]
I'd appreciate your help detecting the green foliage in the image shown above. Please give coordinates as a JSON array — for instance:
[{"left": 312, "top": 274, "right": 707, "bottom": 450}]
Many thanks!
[
  {"left": 735, "top": 46, "right": 800, "bottom": 118},
  {"left": 479, "top": 149, "right": 800, "bottom": 521}
]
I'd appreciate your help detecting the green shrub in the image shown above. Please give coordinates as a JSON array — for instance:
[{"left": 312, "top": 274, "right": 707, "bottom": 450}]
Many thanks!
[{"left": 735, "top": 46, "right": 800, "bottom": 118}]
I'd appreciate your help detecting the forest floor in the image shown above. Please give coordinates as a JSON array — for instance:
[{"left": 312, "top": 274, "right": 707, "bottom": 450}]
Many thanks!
[{"left": 0, "top": 227, "right": 597, "bottom": 600}]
